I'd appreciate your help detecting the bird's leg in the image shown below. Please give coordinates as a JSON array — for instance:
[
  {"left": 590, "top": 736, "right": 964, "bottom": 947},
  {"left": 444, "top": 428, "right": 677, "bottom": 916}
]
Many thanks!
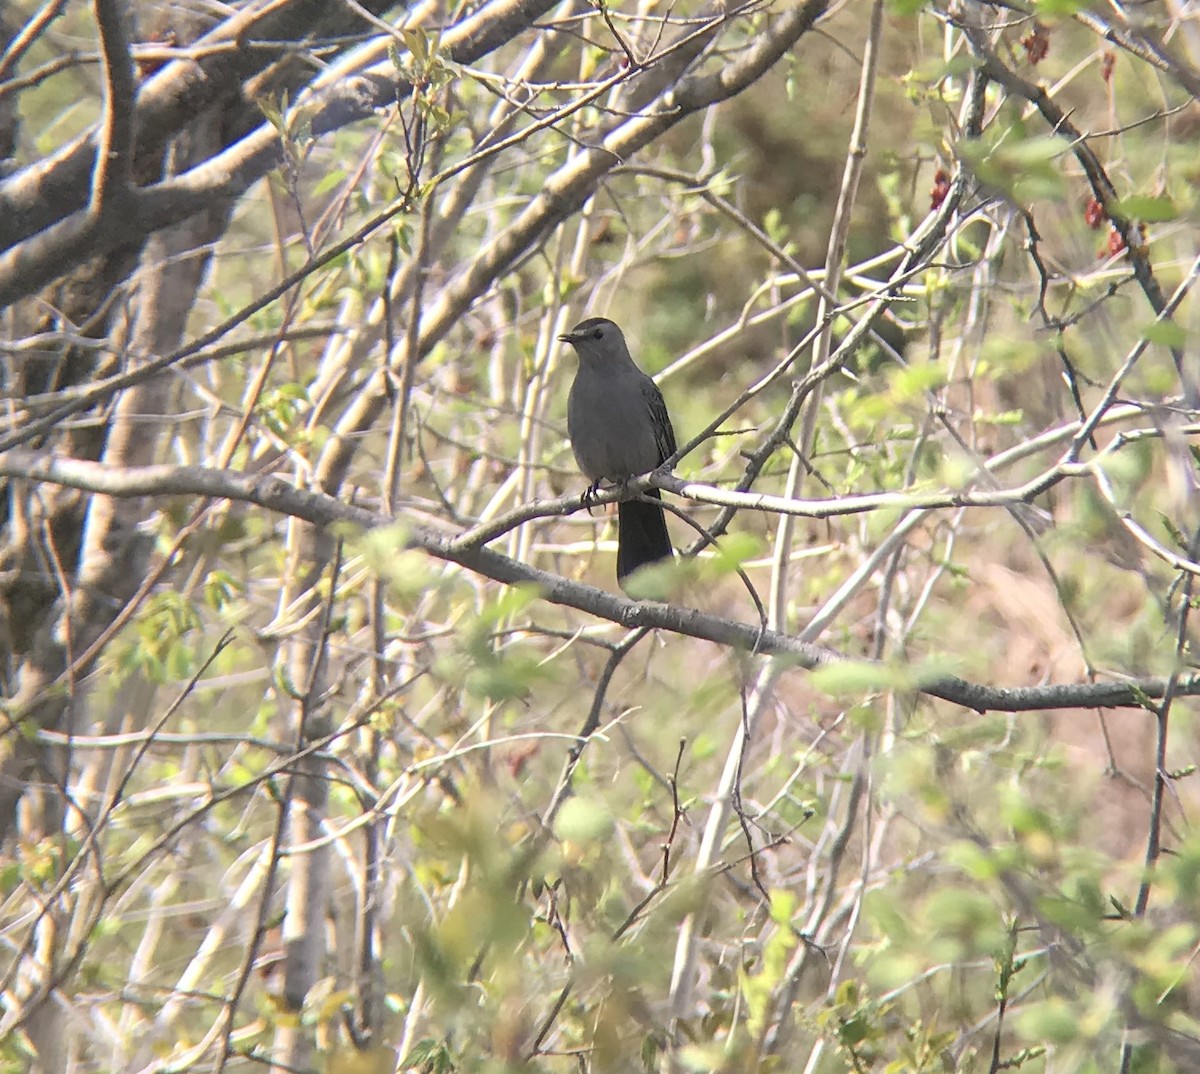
[{"left": 580, "top": 480, "right": 603, "bottom": 514}]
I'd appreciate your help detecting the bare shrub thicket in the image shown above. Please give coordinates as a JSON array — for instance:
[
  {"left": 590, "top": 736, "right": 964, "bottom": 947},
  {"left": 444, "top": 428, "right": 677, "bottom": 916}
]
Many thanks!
[{"left": 1, "top": 0, "right": 1199, "bottom": 1071}]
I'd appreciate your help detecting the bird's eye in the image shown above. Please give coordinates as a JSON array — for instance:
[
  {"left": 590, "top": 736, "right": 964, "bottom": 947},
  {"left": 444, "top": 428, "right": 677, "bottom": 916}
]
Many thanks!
[{"left": 592, "top": 327, "right": 604, "bottom": 340}]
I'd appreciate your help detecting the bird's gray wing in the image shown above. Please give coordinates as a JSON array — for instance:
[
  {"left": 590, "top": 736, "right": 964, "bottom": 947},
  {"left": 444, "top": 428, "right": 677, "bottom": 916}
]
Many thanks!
[{"left": 642, "top": 378, "right": 677, "bottom": 465}]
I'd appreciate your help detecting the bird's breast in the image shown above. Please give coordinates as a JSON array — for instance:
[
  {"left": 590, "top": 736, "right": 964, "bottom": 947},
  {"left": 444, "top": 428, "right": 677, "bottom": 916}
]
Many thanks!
[{"left": 568, "top": 371, "right": 663, "bottom": 482}]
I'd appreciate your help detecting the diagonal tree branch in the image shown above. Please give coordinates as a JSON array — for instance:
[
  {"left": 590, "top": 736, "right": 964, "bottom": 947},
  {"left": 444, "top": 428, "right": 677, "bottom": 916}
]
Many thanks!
[
  {"left": 1, "top": 450, "right": 1196, "bottom": 714},
  {"left": 88, "top": 0, "right": 136, "bottom": 221},
  {"left": 0, "top": 0, "right": 68, "bottom": 82},
  {"left": 416, "top": 0, "right": 831, "bottom": 359},
  {"left": 0, "top": 0, "right": 565, "bottom": 304},
  {"left": 957, "top": 16, "right": 1195, "bottom": 403},
  {"left": 0, "top": 0, "right": 401, "bottom": 249}
]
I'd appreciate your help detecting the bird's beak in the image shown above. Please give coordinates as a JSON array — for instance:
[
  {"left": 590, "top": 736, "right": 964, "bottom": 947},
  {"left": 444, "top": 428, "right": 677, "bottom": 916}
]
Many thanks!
[{"left": 558, "top": 331, "right": 579, "bottom": 344}]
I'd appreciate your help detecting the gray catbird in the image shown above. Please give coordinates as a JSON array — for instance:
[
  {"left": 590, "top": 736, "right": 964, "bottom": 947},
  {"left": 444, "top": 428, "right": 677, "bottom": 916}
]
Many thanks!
[{"left": 560, "top": 317, "right": 677, "bottom": 585}]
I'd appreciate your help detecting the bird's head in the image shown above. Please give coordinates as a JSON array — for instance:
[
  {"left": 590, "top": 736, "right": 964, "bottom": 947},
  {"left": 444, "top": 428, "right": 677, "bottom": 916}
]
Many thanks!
[{"left": 558, "top": 317, "right": 629, "bottom": 364}]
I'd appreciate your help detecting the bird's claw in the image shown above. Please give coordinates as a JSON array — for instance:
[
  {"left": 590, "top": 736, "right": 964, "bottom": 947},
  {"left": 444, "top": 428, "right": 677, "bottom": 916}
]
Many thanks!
[{"left": 580, "top": 481, "right": 602, "bottom": 514}]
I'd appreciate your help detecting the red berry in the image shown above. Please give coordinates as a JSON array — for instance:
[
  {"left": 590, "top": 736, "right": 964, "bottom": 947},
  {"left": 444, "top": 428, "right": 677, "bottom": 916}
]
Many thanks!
[
  {"left": 1022, "top": 23, "right": 1050, "bottom": 65},
  {"left": 930, "top": 168, "right": 951, "bottom": 211}
]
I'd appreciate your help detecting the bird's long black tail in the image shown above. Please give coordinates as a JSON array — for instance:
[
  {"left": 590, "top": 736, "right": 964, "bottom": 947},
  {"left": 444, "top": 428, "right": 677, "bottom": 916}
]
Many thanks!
[{"left": 617, "top": 490, "right": 672, "bottom": 585}]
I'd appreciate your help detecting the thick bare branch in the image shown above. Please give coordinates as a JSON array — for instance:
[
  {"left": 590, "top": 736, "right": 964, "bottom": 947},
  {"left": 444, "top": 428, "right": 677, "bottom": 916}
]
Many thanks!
[
  {"left": 1, "top": 450, "right": 1194, "bottom": 714},
  {"left": 957, "top": 16, "right": 1195, "bottom": 402},
  {"left": 417, "top": 0, "right": 830, "bottom": 357},
  {"left": 88, "top": 0, "right": 136, "bottom": 220},
  {"left": 0, "top": 0, "right": 563, "bottom": 304},
  {"left": 0, "top": 0, "right": 68, "bottom": 83},
  {"left": 0, "top": 0, "right": 401, "bottom": 249}
]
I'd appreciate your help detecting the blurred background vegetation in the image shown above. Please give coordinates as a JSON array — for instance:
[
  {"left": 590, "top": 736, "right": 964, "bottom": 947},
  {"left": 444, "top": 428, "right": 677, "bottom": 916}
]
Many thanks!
[{"left": 1, "top": 0, "right": 1199, "bottom": 1071}]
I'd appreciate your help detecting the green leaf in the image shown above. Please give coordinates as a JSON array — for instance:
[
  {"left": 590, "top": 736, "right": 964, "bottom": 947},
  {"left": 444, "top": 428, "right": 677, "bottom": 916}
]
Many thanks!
[
  {"left": 704, "top": 531, "right": 761, "bottom": 575},
  {"left": 999, "top": 135, "right": 1069, "bottom": 167},
  {"left": 947, "top": 840, "right": 1002, "bottom": 881},
  {"left": 400, "top": 27, "right": 430, "bottom": 65},
  {"left": 1141, "top": 319, "right": 1187, "bottom": 348},
  {"left": 553, "top": 797, "right": 614, "bottom": 844},
  {"left": 404, "top": 1040, "right": 456, "bottom": 1074},
  {"left": 958, "top": 135, "right": 1069, "bottom": 202},
  {"left": 1034, "top": 0, "right": 1089, "bottom": 13},
  {"left": 890, "top": 362, "right": 948, "bottom": 398},
  {"left": 312, "top": 168, "right": 346, "bottom": 197},
  {"left": 621, "top": 556, "right": 678, "bottom": 600},
  {"left": 812, "top": 657, "right": 957, "bottom": 697},
  {"left": 472, "top": 583, "right": 541, "bottom": 628},
  {"left": 810, "top": 660, "right": 905, "bottom": 695},
  {"left": 463, "top": 649, "right": 547, "bottom": 702},
  {"left": 839, "top": 1012, "right": 873, "bottom": 1045},
  {"left": 768, "top": 889, "right": 797, "bottom": 925},
  {"left": 1017, "top": 997, "right": 1083, "bottom": 1045},
  {"left": 202, "top": 569, "right": 241, "bottom": 610},
  {"left": 1111, "top": 195, "right": 1177, "bottom": 222}
]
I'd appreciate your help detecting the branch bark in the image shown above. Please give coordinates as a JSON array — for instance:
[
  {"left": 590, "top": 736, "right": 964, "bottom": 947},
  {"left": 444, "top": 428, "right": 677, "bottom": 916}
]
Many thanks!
[
  {"left": 1, "top": 451, "right": 1194, "bottom": 714},
  {"left": 0, "top": 0, "right": 564, "bottom": 305}
]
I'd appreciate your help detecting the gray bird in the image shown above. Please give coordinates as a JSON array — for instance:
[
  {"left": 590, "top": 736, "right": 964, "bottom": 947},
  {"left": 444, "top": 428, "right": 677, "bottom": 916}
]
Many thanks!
[{"left": 560, "top": 317, "right": 677, "bottom": 585}]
